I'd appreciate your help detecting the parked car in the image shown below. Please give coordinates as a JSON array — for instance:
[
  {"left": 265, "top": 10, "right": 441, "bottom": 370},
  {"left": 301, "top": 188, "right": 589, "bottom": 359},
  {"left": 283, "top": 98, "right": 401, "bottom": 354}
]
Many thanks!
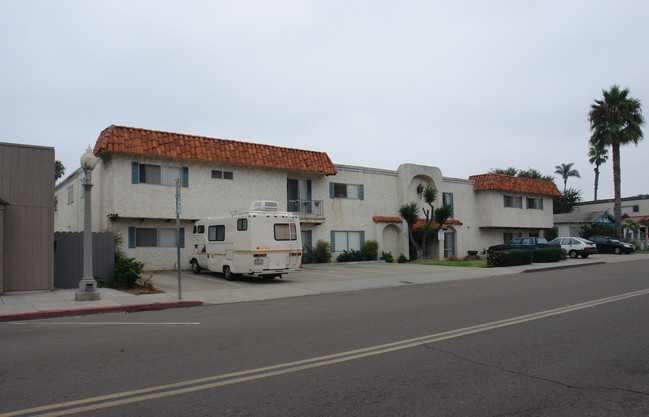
[
  {"left": 487, "top": 237, "right": 557, "bottom": 253},
  {"left": 549, "top": 237, "right": 598, "bottom": 258},
  {"left": 587, "top": 236, "right": 634, "bottom": 254}
]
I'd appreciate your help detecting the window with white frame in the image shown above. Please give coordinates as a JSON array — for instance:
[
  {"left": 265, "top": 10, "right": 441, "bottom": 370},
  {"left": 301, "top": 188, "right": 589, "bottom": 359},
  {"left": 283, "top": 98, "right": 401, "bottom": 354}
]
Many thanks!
[
  {"left": 67, "top": 186, "right": 74, "bottom": 204},
  {"left": 526, "top": 197, "right": 543, "bottom": 210},
  {"left": 332, "top": 231, "right": 362, "bottom": 251},
  {"left": 330, "top": 182, "right": 364, "bottom": 200},
  {"left": 504, "top": 195, "right": 523, "bottom": 208},
  {"left": 132, "top": 162, "right": 188, "bottom": 187}
]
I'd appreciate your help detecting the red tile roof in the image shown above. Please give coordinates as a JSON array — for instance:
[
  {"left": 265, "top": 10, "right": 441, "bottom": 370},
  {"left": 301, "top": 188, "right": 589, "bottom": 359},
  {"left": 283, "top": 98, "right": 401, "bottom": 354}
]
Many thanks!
[
  {"left": 413, "top": 219, "right": 463, "bottom": 230},
  {"left": 373, "top": 216, "right": 403, "bottom": 223},
  {"left": 93, "top": 125, "right": 337, "bottom": 175},
  {"left": 469, "top": 174, "right": 560, "bottom": 197}
]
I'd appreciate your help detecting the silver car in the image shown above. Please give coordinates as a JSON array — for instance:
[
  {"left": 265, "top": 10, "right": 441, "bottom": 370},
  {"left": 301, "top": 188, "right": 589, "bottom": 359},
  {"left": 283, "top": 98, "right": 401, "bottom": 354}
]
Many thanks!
[{"left": 549, "top": 237, "right": 598, "bottom": 258}]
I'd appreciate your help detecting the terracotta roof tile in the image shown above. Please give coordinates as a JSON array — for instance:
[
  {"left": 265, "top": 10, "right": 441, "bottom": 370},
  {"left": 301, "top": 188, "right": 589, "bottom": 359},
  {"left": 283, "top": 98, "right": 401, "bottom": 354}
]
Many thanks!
[
  {"left": 93, "top": 125, "right": 337, "bottom": 175},
  {"left": 373, "top": 216, "right": 403, "bottom": 223},
  {"left": 412, "top": 219, "right": 463, "bottom": 230},
  {"left": 469, "top": 173, "right": 560, "bottom": 197}
]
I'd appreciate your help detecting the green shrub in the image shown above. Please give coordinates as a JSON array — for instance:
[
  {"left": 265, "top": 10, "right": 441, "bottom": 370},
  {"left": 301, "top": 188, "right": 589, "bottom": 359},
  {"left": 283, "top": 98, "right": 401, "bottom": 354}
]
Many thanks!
[
  {"left": 113, "top": 233, "right": 144, "bottom": 288},
  {"left": 487, "top": 249, "right": 533, "bottom": 267},
  {"left": 335, "top": 240, "right": 380, "bottom": 263},
  {"left": 363, "top": 240, "right": 379, "bottom": 261},
  {"left": 301, "top": 246, "right": 316, "bottom": 264},
  {"left": 313, "top": 240, "right": 332, "bottom": 263},
  {"left": 397, "top": 254, "right": 408, "bottom": 263},
  {"left": 114, "top": 253, "right": 144, "bottom": 288},
  {"left": 579, "top": 223, "right": 614, "bottom": 239},
  {"left": 336, "top": 250, "right": 360, "bottom": 262},
  {"left": 532, "top": 247, "right": 562, "bottom": 263},
  {"left": 380, "top": 251, "right": 394, "bottom": 263}
]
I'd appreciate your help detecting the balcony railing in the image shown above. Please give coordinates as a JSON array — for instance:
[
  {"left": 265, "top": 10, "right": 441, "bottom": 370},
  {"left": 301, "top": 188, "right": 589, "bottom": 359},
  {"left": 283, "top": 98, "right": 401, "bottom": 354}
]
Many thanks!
[{"left": 288, "top": 199, "right": 324, "bottom": 219}]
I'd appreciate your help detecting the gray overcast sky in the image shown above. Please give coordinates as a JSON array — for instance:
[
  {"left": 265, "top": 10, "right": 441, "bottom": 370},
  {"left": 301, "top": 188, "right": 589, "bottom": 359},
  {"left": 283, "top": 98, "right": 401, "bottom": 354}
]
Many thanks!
[{"left": 2, "top": 0, "right": 648, "bottom": 200}]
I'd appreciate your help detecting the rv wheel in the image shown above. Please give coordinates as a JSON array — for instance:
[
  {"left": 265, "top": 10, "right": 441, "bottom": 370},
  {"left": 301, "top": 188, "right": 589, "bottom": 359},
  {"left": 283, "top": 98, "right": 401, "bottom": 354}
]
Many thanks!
[
  {"left": 191, "top": 260, "right": 201, "bottom": 274},
  {"left": 224, "top": 266, "right": 235, "bottom": 281}
]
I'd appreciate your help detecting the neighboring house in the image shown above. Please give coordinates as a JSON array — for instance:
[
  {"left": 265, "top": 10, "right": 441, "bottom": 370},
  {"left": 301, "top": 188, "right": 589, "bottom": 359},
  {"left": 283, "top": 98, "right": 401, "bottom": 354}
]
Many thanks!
[
  {"left": 1, "top": 142, "right": 55, "bottom": 293},
  {"left": 54, "top": 125, "right": 560, "bottom": 270},
  {"left": 554, "top": 210, "right": 616, "bottom": 237},
  {"left": 553, "top": 196, "right": 649, "bottom": 247}
]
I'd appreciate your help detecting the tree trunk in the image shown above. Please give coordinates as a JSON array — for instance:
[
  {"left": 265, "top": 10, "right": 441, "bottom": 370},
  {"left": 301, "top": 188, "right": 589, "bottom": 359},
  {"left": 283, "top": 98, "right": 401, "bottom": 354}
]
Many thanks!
[
  {"left": 612, "top": 143, "right": 622, "bottom": 238},
  {"left": 407, "top": 228, "right": 421, "bottom": 258},
  {"left": 593, "top": 166, "right": 599, "bottom": 201}
]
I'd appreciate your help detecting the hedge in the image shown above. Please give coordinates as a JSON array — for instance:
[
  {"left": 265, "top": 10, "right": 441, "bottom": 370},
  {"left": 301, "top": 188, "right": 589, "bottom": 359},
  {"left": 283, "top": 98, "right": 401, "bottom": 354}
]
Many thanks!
[
  {"left": 488, "top": 247, "right": 562, "bottom": 267},
  {"left": 488, "top": 249, "right": 533, "bottom": 267}
]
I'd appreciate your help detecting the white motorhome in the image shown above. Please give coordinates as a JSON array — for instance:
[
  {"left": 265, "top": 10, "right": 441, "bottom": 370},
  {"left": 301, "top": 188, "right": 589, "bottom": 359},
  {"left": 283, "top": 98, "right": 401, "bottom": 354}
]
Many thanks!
[{"left": 190, "top": 201, "right": 302, "bottom": 280}]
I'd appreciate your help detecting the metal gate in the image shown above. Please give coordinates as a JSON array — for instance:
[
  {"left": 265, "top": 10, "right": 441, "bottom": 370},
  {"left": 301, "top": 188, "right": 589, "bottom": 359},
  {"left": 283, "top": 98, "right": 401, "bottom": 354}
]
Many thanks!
[{"left": 54, "top": 232, "right": 114, "bottom": 289}]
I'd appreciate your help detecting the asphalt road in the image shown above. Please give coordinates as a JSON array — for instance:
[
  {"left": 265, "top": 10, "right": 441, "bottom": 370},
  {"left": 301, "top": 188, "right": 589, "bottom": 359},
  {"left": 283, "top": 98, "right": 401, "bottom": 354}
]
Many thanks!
[{"left": 2, "top": 259, "right": 649, "bottom": 416}]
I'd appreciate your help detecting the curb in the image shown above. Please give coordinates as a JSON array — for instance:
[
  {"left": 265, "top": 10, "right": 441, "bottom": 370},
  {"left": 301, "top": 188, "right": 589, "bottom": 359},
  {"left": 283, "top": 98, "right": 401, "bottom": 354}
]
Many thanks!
[
  {"left": 521, "top": 261, "right": 606, "bottom": 273},
  {"left": 0, "top": 301, "right": 204, "bottom": 322}
]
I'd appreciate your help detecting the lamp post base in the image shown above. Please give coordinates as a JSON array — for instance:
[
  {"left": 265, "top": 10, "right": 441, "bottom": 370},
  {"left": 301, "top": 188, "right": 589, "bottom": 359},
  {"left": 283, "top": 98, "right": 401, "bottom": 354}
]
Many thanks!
[{"left": 75, "top": 277, "right": 101, "bottom": 301}]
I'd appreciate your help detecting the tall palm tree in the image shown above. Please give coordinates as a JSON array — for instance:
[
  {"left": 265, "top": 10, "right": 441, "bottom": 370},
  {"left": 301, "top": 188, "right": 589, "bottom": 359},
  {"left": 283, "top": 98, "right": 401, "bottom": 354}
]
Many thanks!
[
  {"left": 588, "top": 85, "right": 645, "bottom": 238},
  {"left": 554, "top": 163, "right": 581, "bottom": 192},
  {"left": 587, "top": 142, "right": 608, "bottom": 201}
]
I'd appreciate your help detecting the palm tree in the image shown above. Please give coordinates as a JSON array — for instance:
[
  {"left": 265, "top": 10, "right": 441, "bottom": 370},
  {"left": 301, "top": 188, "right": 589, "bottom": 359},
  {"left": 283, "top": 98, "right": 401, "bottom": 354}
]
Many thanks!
[
  {"left": 554, "top": 163, "right": 580, "bottom": 192},
  {"left": 399, "top": 202, "right": 420, "bottom": 255},
  {"left": 55, "top": 160, "right": 66, "bottom": 181},
  {"left": 420, "top": 186, "right": 437, "bottom": 258},
  {"left": 588, "top": 85, "right": 645, "bottom": 238},
  {"left": 587, "top": 142, "right": 608, "bottom": 201}
]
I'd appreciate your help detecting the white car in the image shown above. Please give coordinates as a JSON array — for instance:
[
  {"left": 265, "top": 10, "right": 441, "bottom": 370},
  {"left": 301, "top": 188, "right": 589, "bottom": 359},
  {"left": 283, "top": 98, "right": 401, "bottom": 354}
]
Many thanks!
[{"left": 549, "top": 237, "right": 598, "bottom": 259}]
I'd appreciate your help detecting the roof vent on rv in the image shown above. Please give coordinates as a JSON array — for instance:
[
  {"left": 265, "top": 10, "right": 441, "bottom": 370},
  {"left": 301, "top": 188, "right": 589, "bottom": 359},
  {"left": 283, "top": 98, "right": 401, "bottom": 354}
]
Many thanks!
[{"left": 250, "top": 200, "right": 280, "bottom": 212}]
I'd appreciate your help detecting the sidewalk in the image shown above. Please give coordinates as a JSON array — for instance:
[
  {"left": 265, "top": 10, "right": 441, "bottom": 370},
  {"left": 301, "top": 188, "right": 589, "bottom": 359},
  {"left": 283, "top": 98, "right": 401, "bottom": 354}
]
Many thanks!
[{"left": 2, "top": 253, "right": 648, "bottom": 322}]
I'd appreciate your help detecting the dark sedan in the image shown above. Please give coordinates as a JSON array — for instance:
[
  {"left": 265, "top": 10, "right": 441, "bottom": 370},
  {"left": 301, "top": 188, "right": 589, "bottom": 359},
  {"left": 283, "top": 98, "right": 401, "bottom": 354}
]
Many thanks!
[
  {"left": 587, "top": 236, "right": 634, "bottom": 254},
  {"left": 488, "top": 237, "right": 557, "bottom": 253}
]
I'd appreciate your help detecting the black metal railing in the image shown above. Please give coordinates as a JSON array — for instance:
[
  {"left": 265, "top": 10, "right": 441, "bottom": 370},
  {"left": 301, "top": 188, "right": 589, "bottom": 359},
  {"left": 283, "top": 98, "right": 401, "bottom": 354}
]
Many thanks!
[{"left": 288, "top": 199, "right": 323, "bottom": 218}]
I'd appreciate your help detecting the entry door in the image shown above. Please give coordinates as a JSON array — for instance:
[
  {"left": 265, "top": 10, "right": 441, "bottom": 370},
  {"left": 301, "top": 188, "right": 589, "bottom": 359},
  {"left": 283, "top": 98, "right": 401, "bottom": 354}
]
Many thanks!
[{"left": 444, "top": 232, "right": 455, "bottom": 258}]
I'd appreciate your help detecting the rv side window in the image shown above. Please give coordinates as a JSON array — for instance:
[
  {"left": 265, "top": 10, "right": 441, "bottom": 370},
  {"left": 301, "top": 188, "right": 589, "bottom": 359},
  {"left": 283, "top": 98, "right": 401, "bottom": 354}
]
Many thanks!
[
  {"left": 208, "top": 225, "right": 225, "bottom": 241},
  {"left": 237, "top": 219, "right": 247, "bottom": 231},
  {"left": 193, "top": 225, "right": 205, "bottom": 234},
  {"left": 274, "top": 223, "right": 297, "bottom": 241}
]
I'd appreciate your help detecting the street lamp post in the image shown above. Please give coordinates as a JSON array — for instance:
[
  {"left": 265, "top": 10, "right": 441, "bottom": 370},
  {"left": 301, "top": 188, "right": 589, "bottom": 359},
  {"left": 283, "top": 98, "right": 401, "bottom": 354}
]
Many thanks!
[{"left": 75, "top": 146, "right": 101, "bottom": 301}]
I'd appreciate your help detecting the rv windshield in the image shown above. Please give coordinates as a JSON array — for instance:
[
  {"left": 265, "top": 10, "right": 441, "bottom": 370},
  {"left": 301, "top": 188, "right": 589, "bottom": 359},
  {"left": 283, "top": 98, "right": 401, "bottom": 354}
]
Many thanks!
[{"left": 274, "top": 223, "right": 297, "bottom": 241}]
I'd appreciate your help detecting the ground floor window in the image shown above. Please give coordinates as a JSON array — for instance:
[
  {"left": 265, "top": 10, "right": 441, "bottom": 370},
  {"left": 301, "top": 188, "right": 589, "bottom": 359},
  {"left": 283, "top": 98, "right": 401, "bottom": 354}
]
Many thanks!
[
  {"left": 331, "top": 231, "right": 364, "bottom": 251},
  {"left": 128, "top": 227, "right": 184, "bottom": 248}
]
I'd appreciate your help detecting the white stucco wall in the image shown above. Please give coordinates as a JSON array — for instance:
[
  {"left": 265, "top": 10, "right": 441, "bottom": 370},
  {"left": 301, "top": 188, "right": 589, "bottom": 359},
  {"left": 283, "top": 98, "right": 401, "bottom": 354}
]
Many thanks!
[{"left": 54, "top": 152, "right": 559, "bottom": 269}]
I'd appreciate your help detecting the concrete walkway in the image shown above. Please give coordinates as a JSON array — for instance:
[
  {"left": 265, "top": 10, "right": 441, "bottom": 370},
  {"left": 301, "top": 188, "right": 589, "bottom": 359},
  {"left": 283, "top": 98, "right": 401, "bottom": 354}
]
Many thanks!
[{"left": 2, "top": 253, "right": 648, "bottom": 321}]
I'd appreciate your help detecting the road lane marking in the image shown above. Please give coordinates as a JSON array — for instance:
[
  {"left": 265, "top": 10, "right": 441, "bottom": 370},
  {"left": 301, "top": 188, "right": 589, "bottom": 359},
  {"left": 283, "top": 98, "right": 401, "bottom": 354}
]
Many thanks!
[
  {"left": 8, "top": 322, "right": 200, "bottom": 326},
  {"left": 3, "top": 287, "right": 649, "bottom": 417}
]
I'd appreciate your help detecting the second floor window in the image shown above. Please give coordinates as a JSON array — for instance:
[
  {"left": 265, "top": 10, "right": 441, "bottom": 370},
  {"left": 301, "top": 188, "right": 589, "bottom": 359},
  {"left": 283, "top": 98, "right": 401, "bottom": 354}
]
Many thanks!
[
  {"left": 330, "top": 182, "right": 364, "bottom": 200},
  {"left": 504, "top": 195, "right": 523, "bottom": 209},
  {"left": 442, "top": 192, "right": 454, "bottom": 217},
  {"left": 132, "top": 162, "right": 188, "bottom": 187},
  {"left": 212, "top": 170, "right": 233, "bottom": 180},
  {"left": 526, "top": 197, "right": 544, "bottom": 210}
]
